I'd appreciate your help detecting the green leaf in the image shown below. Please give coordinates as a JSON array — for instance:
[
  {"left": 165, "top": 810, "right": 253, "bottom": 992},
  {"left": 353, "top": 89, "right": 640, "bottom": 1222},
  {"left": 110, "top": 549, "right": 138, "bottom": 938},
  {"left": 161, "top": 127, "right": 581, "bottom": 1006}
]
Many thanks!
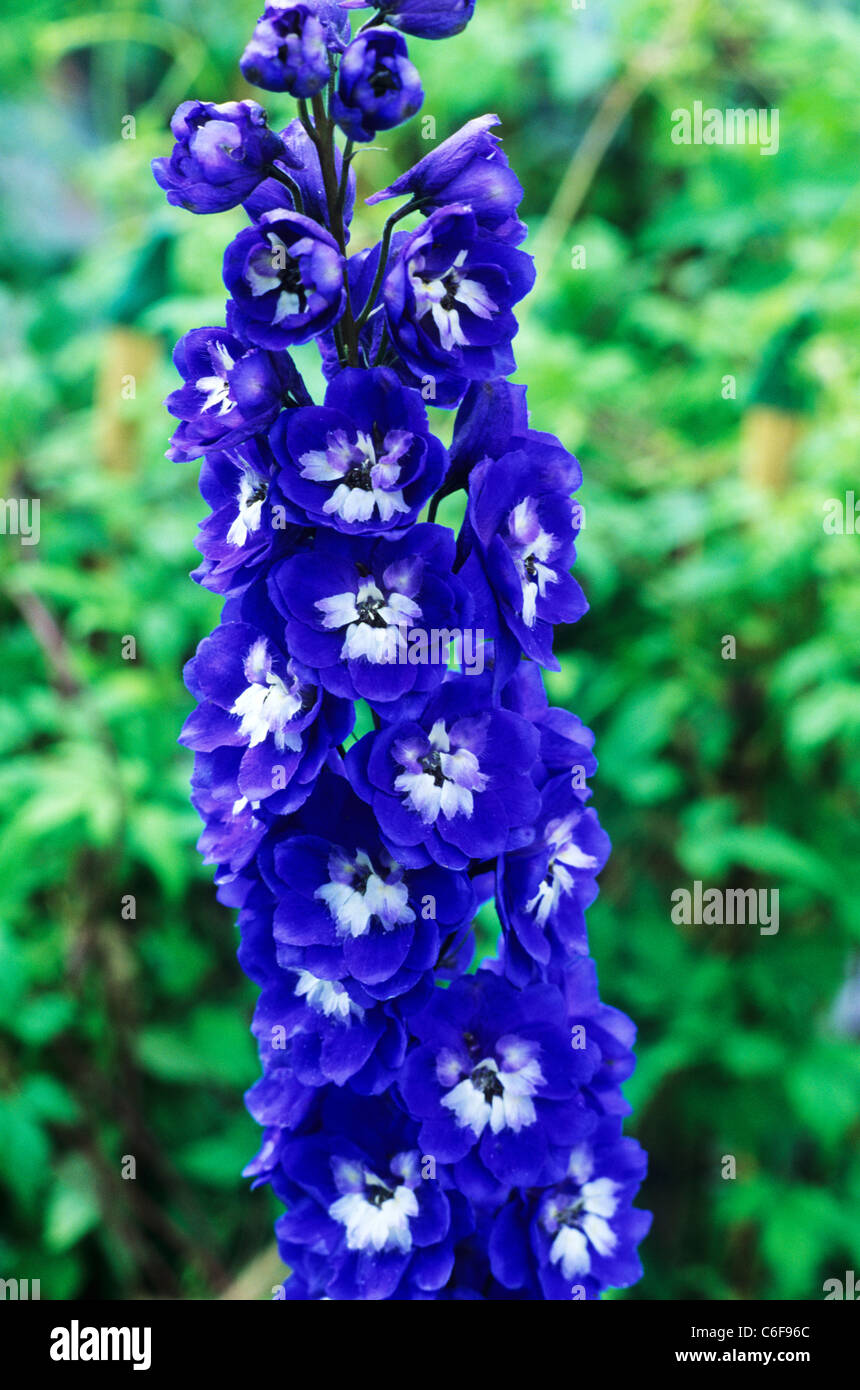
[{"left": 44, "top": 1155, "right": 101, "bottom": 1252}]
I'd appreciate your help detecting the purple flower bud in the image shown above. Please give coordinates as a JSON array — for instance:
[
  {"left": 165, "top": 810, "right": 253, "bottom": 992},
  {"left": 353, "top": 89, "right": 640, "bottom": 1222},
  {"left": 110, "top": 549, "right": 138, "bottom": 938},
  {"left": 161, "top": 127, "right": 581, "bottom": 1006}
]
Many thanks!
[
  {"left": 223, "top": 208, "right": 346, "bottom": 349},
  {"left": 368, "top": 114, "right": 527, "bottom": 245},
  {"left": 240, "top": 3, "right": 349, "bottom": 98},
  {"left": 152, "top": 100, "right": 288, "bottom": 214},
  {"left": 341, "top": 0, "right": 475, "bottom": 41},
  {"left": 332, "top": 30, "right": 423, "bottom": 144}
]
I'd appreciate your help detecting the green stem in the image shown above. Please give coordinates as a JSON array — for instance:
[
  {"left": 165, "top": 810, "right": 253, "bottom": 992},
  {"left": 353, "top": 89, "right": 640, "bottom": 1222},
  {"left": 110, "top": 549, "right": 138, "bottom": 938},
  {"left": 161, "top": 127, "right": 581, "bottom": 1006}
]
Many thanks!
[
  {"left": 372, "top": 322, "right": 390, "bottom": 367},
  {"left": 311, "top": 90, "right": 361, "bottom": 366},
  {"left": 298, "top": 97, "right": 317, "bottom": 146},
  {"left": 333, "top": 320, "right": 347, "bottom": 366},
  {"left": 335, "top": 139, "right": 355, "bottom": 224},
  {"left": 269, "top": 166, "right": 305, "bottom": 217},
  {"left": 355, "top": 199, "right": 420, "bottom": 330}
]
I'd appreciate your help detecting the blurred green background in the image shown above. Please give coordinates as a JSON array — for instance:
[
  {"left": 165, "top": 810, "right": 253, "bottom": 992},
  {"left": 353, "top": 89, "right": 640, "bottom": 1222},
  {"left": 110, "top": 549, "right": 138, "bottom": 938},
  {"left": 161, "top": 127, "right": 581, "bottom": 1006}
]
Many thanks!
[{"left": 1, "top": 0, "right": 858, "bottom": 1300}]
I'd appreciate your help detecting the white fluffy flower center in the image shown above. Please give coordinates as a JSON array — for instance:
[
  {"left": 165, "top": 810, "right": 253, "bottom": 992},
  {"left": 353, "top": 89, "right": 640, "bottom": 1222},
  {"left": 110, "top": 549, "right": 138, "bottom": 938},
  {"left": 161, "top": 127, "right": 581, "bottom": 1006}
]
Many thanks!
[
  {"left": 440, "top": 1036, "right": 545, "bottom": 1138},
  {"left": 526, "top": 815, "right": 599, "bottom": 927},
  {"left": 329, "top": 1174, "right": 419, "bottom": 1254},
  {"left": 411, "top": 247, "right": 498, "bottom": 352},
  {"left": 506, "top": 497, "right": 560, "bottom": 627},
  {"left": 545, "top": 1146, "right": 621, "bottom": 1279},
  {"left": 293, "top": 970, "right": 363, "bottom": 1024},
  {"left": 230, "top": 637, "right": 305, "bottom": 751},
  {"left": 300, "top": 427, "right": 413, "bottom": 525},
  {"left": 226, "top": 464, "right": 268, "bottom": 547},
  {"left": 315, "top": 849, "right": 415, "bottom": 939},
  {"left": 196, "top": 339, "right": 236, "bottom": 416},
  {"left": 394, "top": 718, "right": 488, "bottom": 825},
  {"left": 315, "top": 579, "right": 421, "bottom": 664}
]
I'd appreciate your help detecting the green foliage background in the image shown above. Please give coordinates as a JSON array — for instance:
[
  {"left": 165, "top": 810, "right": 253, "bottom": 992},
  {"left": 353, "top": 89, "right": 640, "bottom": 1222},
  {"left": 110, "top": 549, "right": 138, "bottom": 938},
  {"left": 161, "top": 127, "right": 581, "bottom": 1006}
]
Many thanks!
[{"left": 1, "top": 0, "right": 858, "bottom": 1299}]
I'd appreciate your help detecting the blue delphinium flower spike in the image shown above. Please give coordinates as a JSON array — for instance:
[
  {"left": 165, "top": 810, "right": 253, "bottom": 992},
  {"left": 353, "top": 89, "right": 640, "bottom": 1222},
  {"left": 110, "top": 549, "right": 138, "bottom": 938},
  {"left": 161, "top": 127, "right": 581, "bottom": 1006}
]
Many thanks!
[{"left": 154, "top": 1, "right": 650, "bottom": 1300}]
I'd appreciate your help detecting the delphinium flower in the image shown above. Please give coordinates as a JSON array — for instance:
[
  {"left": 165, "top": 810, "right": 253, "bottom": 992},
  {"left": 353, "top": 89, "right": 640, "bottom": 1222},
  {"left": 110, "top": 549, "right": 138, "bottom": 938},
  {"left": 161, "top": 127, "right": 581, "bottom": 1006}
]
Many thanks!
[
  {"left": 497, "top": 777, "right": 610, "bottom": 985},
  {"left": 381, "top": 205, "right": 535, "bottom": 393},
  {"left": 332, "top": 31, "right": 424, "bottom": 143},
  {"left": 367, "top": 114, "right": 527, "bottom": 245},
  {"left": 398, "top": 972, "right": 599, "bottom": 1186},
  {"left": 152, "top": 100, "right": 291, "bottom": 213},
  {"left": 269, "top": 524, "right": 469, "bottom": 710},
  {"left": 268, "top": 366, "right": 447, "bottom": 533},
  {"left": 487, "top": 1117, "right": 650, "bottom": 1299},
  {"left": 189, "top": 439, "right": 306, "bottom": 597},
  {"left": 457, "top": 431, "right": 589, "bottom": 687},
  {"left": 260, "top": 1091, "right": 473, "bottom": 1299},
  {"left": 223, "top": 208, "right": 346, "bottom": 348},
  {"left": 340, "top": 0, "right": 476, "bottom": 41},
  {"left": 179, "top": 604, "right": 353, "bottom": 817},
  {"left": 260, "top": 767, "right": 476, "bottom": 1005},
  {"left": 345, "top": 674, "right": 542, "bottom": 868},
  {"left": 241, "top": 3, "right": 351, "bottom": 98},
  {"left": 165, "top": 328, "right": 311, "bottom": 462},
  {"left": 154, "top": 1, "right": 649, "bottom": 1300}
]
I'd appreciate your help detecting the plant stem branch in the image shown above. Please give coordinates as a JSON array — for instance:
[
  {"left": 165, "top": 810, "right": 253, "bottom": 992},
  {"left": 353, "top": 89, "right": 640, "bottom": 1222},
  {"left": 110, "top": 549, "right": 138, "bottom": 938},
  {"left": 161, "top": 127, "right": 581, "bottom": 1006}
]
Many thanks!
[
  {"left": 269, "top": 166, "right": 304, "bottom": 217},
  {"left": 311, "top": 90, "right": 360, "bottom": 365},
  {"left": 355, "top": 199, "right": 419, "bottom": 329}
]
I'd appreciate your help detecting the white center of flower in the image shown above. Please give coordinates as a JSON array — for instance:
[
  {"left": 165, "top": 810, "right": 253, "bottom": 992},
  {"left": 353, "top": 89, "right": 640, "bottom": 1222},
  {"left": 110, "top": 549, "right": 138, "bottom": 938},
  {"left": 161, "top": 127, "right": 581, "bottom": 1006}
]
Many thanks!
[
  {"left": 196, "top": 340, "right": 236, "bottom": 415},
  {"left": 526, "top": 815, "right": 599, "bottom": 927},
  {"left": 545, "top": 1147, "right": 620, "bottom": 1279},
  {"left": 299, "top": 427, "right": 412, "bottom": 525},
  {"left": 315, "top": 578, "right": 421, "bottom": 663},
  {"left": 245, "top": 233, "right": 306, "bottom": 324},
  {"left": 293, "top": 970, "right": 363, "bottom": 1024},
  {"left": 329, "top": 1172, "right": 419, "bottom": 1254},
  {"left": 226, "top": 463, "right": 268, "bottom": 546},
  {"left": 507, "top": 497, "right": 559, "bottom": 628},
  {"left": 315, "top": 849, "right": 415, "bottom": 939},
  {"left": 439, "top": 1035, "right": 545, "bottom": 1138},
  {"left": 230, "top": 637, "right": 305, "bottom": 751},
  {"left": 393, "top": 718, "right": 487, "bottom": 825},
  {"left": 411, "top": 247, "right": 498, "bottom": 352}
]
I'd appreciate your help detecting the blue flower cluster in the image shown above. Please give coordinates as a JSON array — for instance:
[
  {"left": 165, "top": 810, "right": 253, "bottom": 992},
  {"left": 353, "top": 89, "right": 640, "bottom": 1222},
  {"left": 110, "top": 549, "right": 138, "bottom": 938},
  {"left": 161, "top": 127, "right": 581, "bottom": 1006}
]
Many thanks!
[{"left": 155, "top": 0, "right": 649, "bottom": 1300}]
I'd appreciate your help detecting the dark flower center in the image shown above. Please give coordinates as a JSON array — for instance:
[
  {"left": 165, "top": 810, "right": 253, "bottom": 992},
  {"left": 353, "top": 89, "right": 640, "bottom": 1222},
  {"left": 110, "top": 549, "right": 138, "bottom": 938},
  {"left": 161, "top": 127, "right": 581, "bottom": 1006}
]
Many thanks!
[
  {"left": 278, "top": 16, "right": 302, "bottom": 50},
  {"left": 356, "top": 592, "right": 388, "bottom": 628},
  {"left": 470, "top": 1063, "right": 504, "bottom": 1102},
  {"left": 369, "top": 65, "right": 400, "bottom": 98},
  {"left": 365, "top": 1177, "right": 396, "bottom": 1207},
  {"left": 279, "top": 255, "right": 306, "bottom": 302},
  {"left": 440, "top": 269, "right": 461, "bottom": 312},
  {"left": 351, "top": 864, "right": 371, "bottom": 893},
  {"left": 420, "top": 750, "right": 445, "bottom": 785},
  {"left": 524, "top": 554, "right": 538, "bottom": 578},
  {"left": 556, "top": 1195, "right": 586, "bottom": 1228},
  {"left": 345, "top": 458, "right": 374, "bottom": 491},
  {"left": 258, "top": 246, "right": 307, "bottom": 312}
]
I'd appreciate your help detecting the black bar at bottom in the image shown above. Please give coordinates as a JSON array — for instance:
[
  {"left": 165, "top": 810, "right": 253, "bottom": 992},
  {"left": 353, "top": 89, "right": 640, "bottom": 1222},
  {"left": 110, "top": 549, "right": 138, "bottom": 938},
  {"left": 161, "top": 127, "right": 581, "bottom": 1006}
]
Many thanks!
[{"left": 0, "top": 1297, "right": 852, "bottom": 1375}]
